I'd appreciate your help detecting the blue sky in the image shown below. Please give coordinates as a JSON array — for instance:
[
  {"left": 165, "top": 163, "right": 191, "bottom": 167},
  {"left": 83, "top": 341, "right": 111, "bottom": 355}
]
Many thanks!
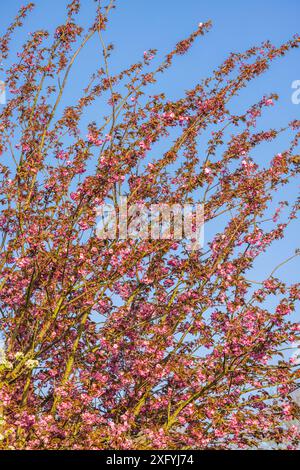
[{"left": 1, "top": 0, "right": 299, "bottom": 289}]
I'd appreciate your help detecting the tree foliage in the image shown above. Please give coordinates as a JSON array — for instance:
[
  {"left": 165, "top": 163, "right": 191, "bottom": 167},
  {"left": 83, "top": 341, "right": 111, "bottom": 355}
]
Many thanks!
[{"left": 0, "top": 0, "right": 299, "bottom": 450}]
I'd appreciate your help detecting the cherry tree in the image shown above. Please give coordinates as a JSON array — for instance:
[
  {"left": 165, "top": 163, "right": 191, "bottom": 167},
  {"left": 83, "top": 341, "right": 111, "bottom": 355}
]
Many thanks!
[{"left": 0, "top": 0, "right": 300, "bottom": 450}]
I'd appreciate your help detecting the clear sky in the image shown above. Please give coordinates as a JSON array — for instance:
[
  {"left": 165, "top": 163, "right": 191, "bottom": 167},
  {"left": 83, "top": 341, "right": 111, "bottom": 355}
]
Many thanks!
[{"left": 1, "top": 0, "right": 299, "bottom": 309}]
